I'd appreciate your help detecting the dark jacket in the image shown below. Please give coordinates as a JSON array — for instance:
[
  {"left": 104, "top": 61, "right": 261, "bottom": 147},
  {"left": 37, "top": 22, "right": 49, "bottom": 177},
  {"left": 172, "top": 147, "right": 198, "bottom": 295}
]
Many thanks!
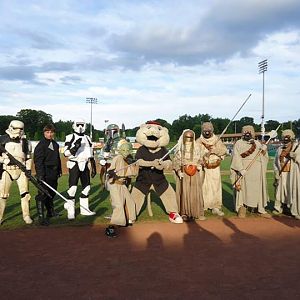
[{"left": 34, "top": 137, "right": 62, "bottom": 180}]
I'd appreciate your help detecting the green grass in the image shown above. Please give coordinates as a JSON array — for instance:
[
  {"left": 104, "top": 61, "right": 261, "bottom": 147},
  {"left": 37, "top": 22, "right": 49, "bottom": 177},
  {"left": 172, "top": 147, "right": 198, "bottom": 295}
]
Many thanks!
[{"left": 1, "top": 157, "right": 278, "bottom": 230}]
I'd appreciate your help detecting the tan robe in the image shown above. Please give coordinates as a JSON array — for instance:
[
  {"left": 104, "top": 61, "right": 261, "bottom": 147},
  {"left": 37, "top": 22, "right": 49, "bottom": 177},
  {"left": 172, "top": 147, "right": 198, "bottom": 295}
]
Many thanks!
[
  {"left": 230, "top": 139, "right": 269, "bottom": 213},
  {"left": 197, "top": 135, "right": 227, "bottom": 210},
  {"left": 274, "top": 142, "right": 300, "bottom": 217},
  {"left": 173, "top": 138, "right": 204, "bottom": 218},
  {"left": 107, "top": 155, "right": 137, "bottom": 226}
]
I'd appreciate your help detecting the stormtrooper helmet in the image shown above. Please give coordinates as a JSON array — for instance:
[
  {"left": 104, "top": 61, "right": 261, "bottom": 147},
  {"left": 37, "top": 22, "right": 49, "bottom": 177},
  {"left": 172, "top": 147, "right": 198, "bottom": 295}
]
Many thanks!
[
  {"left": 6, "top": 120, "right": 24, "bottom": 139},
  {"left": 72, "top": 119, "right": 86, "bottom": 134}
]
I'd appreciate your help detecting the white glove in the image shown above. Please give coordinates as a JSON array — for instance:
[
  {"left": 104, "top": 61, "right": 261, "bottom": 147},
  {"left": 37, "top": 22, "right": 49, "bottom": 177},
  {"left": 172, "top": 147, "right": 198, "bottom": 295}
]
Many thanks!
[
  {"left": 0, "top": 153, "right": 10, "bottom": 165},
  {"left": 274, "top": 172, "right": 280, "bottom": 180},
  {"left": 177, "top": 170, "right": 184, "bottom": 179},
  {"left": 100, "top": 159, "right": 107, "bottom": 166},
  {"left": 3, "top": 158, "right": 10, "bottom": 165},
  {"left": 289, "top": 152, "right": 296, "bottom": 159}
]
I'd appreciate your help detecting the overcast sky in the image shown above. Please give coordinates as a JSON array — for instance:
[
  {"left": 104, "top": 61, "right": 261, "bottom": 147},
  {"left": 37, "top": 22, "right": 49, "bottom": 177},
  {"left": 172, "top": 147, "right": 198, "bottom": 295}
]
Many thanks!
[{"left": 0, "top": 0, "right": 300, "bottom": 130}]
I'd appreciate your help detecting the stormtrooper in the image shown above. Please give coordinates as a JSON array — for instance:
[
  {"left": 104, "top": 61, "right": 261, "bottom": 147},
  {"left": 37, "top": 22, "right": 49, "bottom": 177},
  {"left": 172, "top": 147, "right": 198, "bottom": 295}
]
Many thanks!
[
  {"left": 0, "top": 120, "right": 33, "bottom": 225},
  {"left": 63, "top": 119, "right": 96, "bottom": 219}
]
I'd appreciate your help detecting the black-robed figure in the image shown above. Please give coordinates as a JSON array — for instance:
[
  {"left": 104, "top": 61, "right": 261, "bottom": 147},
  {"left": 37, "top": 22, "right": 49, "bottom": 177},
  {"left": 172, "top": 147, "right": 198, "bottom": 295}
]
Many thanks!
[{"left": 34, "top": 124, "right": 61, "bottom": 225}]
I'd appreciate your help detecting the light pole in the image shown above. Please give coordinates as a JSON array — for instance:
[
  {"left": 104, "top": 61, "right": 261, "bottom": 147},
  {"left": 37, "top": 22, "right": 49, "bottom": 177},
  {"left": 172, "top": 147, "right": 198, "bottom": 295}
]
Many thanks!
[
  {"left": 258, "top": 59, "right": 268, "bottom": 141},
  {"left": 86, "top": 97, "right": 98, "bottom": 140}
]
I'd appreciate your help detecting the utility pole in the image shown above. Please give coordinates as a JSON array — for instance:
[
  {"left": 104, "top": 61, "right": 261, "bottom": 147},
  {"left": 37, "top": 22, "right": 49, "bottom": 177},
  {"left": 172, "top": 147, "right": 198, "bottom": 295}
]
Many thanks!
[
  {"left": 86, "top": 97, "right": 98, "bottom": 140},
  {"left": 258, "top": 59, "right": 268, "bottom": 141}
]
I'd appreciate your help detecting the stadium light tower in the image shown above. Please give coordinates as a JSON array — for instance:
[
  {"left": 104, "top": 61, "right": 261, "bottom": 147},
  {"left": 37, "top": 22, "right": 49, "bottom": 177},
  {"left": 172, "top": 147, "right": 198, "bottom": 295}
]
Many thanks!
[
  {"left": 258, "top": 59, "right": 268, "bottom": 141},
  {"left": 86, "top": 97, "right": 98, "bottom": 140}
]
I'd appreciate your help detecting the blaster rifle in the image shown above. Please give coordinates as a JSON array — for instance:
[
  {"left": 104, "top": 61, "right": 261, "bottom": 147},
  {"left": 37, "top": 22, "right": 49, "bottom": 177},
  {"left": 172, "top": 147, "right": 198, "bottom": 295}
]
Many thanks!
[{"left": 0, "top": 144, "right": 52, "bottom": 198}]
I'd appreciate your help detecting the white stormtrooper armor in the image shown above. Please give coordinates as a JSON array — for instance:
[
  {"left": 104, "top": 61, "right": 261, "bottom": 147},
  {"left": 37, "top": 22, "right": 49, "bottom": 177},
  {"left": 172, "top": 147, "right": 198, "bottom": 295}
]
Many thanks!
[
  {"left": 0, "top": 120, "right": 33, "bottom": 225},
  {"left": 63, "top": 119, "right": 96, "bottom": 219}
]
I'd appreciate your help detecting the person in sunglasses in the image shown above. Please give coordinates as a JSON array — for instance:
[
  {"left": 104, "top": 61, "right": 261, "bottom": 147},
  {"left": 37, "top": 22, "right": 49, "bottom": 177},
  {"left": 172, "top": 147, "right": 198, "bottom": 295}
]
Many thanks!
[{"left": 63, "top": 119, "right": 97, "bottom": 220}]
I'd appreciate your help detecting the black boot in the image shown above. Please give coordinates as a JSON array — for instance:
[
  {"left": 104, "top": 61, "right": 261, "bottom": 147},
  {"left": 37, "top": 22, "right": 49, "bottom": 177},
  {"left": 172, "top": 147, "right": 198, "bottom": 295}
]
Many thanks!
[
  {"left": 36, "top": 199, "right": 49, "bottom": 226},
  {"left": 46, "top": 199, "right": 60, "bottom": 218}
]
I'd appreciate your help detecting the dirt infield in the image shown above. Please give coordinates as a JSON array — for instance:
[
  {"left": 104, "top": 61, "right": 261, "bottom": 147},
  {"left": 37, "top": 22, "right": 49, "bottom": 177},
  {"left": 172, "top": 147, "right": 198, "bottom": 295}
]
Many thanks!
[{"left": 1, "top": 217, "right": 300, "bottom": 300}]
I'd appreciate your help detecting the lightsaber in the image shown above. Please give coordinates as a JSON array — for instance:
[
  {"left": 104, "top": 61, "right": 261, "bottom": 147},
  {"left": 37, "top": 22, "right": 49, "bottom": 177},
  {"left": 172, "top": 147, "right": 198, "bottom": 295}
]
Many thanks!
[
  {"left": 41, "top": 180, "right": 88, "bottom": 211},
  {"left": 41, "top": 180, "right": 69, "bottom": 202}
]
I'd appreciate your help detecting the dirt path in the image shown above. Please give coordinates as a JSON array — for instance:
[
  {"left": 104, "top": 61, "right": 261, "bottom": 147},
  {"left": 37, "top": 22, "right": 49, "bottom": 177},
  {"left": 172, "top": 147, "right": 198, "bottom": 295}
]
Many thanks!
[{"left": 1, "top": 217, "right": 300, "bottom": 300}]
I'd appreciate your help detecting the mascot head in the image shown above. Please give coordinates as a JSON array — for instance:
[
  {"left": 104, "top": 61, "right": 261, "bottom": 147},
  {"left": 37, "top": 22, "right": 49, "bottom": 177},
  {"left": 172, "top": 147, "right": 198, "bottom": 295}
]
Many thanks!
[
  {"left": 6, "top": 120, "right": 24, "bottom": 139},
  {"left": 136, "top": 121, "right": 170, "bottom": 149}
]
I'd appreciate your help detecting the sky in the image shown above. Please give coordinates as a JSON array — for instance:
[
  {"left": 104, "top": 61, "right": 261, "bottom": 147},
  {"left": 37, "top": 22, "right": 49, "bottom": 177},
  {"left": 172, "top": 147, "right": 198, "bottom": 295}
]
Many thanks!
[{"left": 0, "top": 0, "right": 300, "bottom": 130}]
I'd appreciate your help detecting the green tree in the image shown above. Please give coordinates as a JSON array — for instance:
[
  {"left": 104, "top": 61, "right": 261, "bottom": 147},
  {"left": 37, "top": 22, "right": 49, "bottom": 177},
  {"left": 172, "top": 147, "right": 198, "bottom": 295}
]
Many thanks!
[
  {"left": 192, "top": 124, "right": 202, "bottom": 139},
  {"left": 94, "top": 131, "right": 100, "bottom": 142},
  {"left": 210, "top": 117, "right": 230, "bottom": 134},
  {"left": 16, "top": 109, "right": 53, "bottom": 138},
  {"left": 0, "top": 115, "right": 16, "bottom": 134},
  {"left": 54, "top": 120, "right": 73, "bottom": 141},
  {"left": 292, "top": 119, "right": 300, "bottom": 138},
  {"left": 236, "top": 116, "right": 255, "bottom": 133},
  {"left": 265, "top": 120, "right": 280, "bottom": 132}
]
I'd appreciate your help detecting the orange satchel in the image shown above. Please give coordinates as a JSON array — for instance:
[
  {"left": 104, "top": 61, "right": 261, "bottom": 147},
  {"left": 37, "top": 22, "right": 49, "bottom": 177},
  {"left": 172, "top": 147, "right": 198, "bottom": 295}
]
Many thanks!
[{"left": 184, "top": 164, "right": 197, "bottom": 176}]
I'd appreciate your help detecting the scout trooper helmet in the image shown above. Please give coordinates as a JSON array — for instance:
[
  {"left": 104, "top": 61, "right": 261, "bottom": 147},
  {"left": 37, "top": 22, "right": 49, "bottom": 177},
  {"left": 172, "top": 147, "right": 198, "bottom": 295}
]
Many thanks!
[
  {"left": 6, "top": 120, "right": 24, "bottom": 139},
  {"left": 72, "top": 118, "right": 86, "bottom": 134}
]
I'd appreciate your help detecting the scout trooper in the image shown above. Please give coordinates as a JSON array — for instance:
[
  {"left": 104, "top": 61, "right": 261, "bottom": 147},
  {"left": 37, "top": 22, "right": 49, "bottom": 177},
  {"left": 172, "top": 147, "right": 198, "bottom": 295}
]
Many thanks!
[
  {"left": 64, "top": 119, "right": 96, "bottom": 219},
  {"left": 0, "top": 120, "right": 33, "bottom": 225}
]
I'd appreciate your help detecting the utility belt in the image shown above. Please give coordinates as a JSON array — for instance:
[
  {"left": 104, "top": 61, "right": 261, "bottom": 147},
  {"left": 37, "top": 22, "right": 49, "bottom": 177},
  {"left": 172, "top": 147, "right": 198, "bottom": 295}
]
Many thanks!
[
  {"left": 69, "top": 159, "right": 88, "bottom": 163},
  {"left": 3, "top": 165, "right": 20, "bottom": 170},
  {"left": 114, "top": 179, "right": 126, "bottom": 185}
]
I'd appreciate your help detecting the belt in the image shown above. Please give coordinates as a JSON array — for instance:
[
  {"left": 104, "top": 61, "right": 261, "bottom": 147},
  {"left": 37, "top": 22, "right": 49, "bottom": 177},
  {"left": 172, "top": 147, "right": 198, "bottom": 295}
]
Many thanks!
[
  {"left": 4, "top": 165, "right": 20, "bottom": 170},
  {"left": 114, "top": 179, "right": 126, "bottom": 185}
]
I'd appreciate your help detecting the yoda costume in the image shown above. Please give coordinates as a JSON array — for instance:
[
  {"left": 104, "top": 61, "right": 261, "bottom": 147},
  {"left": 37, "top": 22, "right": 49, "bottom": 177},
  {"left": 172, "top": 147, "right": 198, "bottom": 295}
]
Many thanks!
[
  {"left": 106, "top": 141, "right": 137, "bottom": 226},
  {"left": 230, "top": 126, "right": 269, "bottom": 216},
  {"left": 173, "top": 130, "right": 204, "bottom": 220},
  {"left": 273, "top": 130, "right": 300, "bottom": 219}
]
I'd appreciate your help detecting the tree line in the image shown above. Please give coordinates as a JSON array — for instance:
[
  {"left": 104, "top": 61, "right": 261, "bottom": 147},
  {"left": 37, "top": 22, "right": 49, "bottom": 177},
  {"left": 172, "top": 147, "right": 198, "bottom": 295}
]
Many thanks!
[{"left": 0, "top": 109, "right": 299, "bottom": 142}]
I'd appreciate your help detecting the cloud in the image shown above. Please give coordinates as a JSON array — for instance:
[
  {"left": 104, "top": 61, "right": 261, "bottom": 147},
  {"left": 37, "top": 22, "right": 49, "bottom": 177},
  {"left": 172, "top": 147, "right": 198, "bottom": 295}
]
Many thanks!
[
  {"left": 15, "top": 29, "right": 64, "bottom": 50},
  {"left": 60, "top": 75, "right": 82, "bottom": 85},
  {"left": 0, "top": 66, "right": 36, "bottom": 82},
  {"left": 108, "top": 0, "right": 300, "bottom": 67},
  {"left": 0, "top": 1, "right": 300, "bottom": 129}
]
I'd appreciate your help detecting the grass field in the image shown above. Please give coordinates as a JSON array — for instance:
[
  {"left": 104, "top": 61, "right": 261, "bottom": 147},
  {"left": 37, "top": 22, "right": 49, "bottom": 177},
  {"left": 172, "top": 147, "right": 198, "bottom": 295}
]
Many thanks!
[{"left": 0, "top": 156, "right": 278, "bottom": 229}]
